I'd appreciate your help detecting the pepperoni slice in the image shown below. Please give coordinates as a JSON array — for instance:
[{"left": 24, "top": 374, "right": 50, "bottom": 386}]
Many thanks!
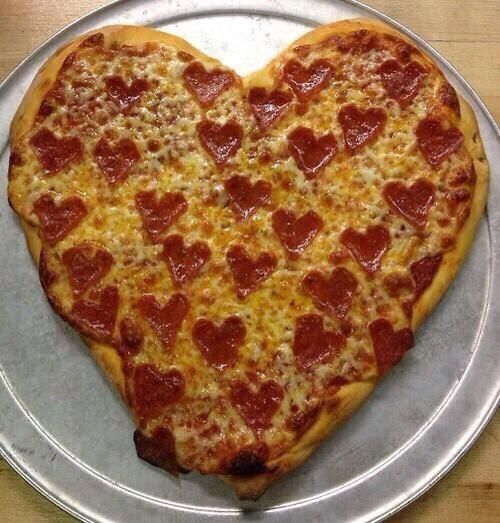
[
  {"left": 137, "top": 293, "right": 188, "bottom": 350},
  {"left": 438, "top": 82, "right": 460, "bottom": 116},
  {"left": 33, "top": 194, "right": 87, "bottom": 246},
  {"left": 283, "top": 59, "right": 333, "bottom": 102},
  {"left": 118, "top": 316, "right": 144, "bottom": 356},
  {"left": 37, "top": 83, "right": 66, "bottom": 120},
  {"left": 383, "top": 178, "right": 435, "bottom": 229},
  {"left": 196, "top": 120, "right": 243, "bottom": 167},
  {"left": 410, "top": 253, "right": 442, "bottom": 299},
  {"left": 333, "top": 30, "right": 379, "bottom": 55},
  {"left": 379, "top": 59, "right": 427, "bottom": 107},
  {"left": 285, "top": 404, "right": 321, "bottom": 435},
  {"left": 248, "top": 87, "right": 292, "bottom": 130},
  {"left": 161, "top": 235, "right": 211, "bottom": 285},
  {"left": 177, "top": 51, "right": 194, "bottom": 62},
  {"left": 104, "top": 75, "right": 149, "bottom": 112},
  {"left": 94, "top": 137, "right": 140, "bottom": 184},
  {"left": 79, "top": 32, "right": 104, "bottom": 48},
  {"left": 415, "top": 117, "right": 464, "bottom": 168},
  {"left": 230, "top": 379, "right": 284, "bottom": 431},
  {"left": 183, "top": 61, "right": 234, "bottom": 107},
  {"left": 288, "top": 126, "right": 337, "bottom": 178},
  {"left": 30, "top": 128, "right": 83, "bottom": 174},
  {"left": 293, "top": 314, "right": 346, "bottom": 370},
  {"left": 338, "top": 104, "right": 387, "bottom": 153},
  {"left": 59, "top": 51, "right": 76, "bottom": 72},
  {"left": 340, "top": 225, "right": 390, "bottom": 274},
  {"left": 224, "top": 175, "right": 271, "bottom": 220},
  {"left": 133, "top": 363, "right": 184, "bottom": 423},
  {"left": 302, "top": 267, "right": 357, "bottom": 319},
  {"left": 226, "top": 245, "right": 277, "bottom": 298},
  {"left": 71, "top": 286, "right": 119, "bottom": 342},
  {"left": 369, "top": 318, "right": 414, "bottom": 375},
  {"left": 272, "top": 209, "right": 323, "bottom": 259},
  {"left": 383, "top": 272, "right": 414, "bottom": 298},
  {"left": 192, "top": 316, "right": 245, "bottom": 370},
  {"left": 135, "top": 190, "right": 187, "bottom": 242},
  {"left": 134, "top": 426, "right": 185, "bottom": 476},
  {"left": 62, "top": 242, "right": 113, "bottom": 296}
]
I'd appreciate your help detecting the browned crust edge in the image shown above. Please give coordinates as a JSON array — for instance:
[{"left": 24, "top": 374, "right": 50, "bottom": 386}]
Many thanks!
[{"left": 8, "top": 19, "right": 489, "bottom": 501}]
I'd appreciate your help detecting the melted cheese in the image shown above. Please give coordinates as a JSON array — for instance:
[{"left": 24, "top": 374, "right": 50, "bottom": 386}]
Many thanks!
[{"left": 8, "top": 35, "right": 475, "bottom": 473}]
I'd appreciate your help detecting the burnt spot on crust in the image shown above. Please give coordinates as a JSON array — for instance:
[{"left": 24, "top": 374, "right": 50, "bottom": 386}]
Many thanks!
[
  {"left": 8, "top": 150, "right": 23, "bottom": 181},
  {"left": 79, "top": 32, "right": 105, "bottom": 48},
  {"left": 134, "top": 427, "right": 188, "bottom": 476},
  {"left": 39, "top": 249, "right": 57, "bottom": 290},
  {"left": 438, "top": 81, "right": 461, "bottom": 117},
  {"left": 225, "top": 443, "right": 269, "bottom": 475}
]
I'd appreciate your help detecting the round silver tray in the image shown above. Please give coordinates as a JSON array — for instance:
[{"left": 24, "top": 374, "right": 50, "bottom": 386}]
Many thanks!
[{"left": 0, "top": 1, "right": 498, "bottom": 522}]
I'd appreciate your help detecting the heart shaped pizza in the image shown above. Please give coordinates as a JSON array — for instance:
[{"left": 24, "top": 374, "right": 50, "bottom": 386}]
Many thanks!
[{"left": 7, "top": 19, "right": 489, "bottom": 499}]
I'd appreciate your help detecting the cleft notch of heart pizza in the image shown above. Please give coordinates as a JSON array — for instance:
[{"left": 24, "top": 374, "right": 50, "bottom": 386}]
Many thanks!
[{"left": 7, "top": 18, "right": 488, "bottom": 500}]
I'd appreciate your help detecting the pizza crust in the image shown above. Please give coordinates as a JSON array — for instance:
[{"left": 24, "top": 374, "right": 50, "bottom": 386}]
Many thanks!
[{"left": 9, "top": 19, "right": 489, "bottom": 501}]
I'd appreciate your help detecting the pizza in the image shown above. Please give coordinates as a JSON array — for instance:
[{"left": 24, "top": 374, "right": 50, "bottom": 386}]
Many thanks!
[{"left": 7, "top": 19, "right": 488, "bottom": 499}]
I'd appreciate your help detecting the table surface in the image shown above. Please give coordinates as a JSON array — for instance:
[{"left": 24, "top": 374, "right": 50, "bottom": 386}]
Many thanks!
[{"left": 0, "top": 0, "right": 498, "bottom": 521}]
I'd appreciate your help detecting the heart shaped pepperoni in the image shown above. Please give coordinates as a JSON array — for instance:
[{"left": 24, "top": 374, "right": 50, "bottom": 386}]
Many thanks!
[
  {"left": 224, "top": 175, "right": 271, "bottom": 220},
  {"left": 162, "top": 234, "right": 211, "bottom": 285},
  {"left": 341, "top": 225, "right": 390, "bottom": 274},
  {"left": 135, "top": 190, "right": 188, "bottom": 242},
  {"left": 283, "top": 59, "right": 333, "bottom": 102},
  {"left": 104, "top": 75, "right": 149, "bottom": 112},
  {"left": 196, "top": 119, "right": 243, "bottom": 167},
  {"left": 288, "top": 126, "right": 337, "bottom": 178},
  {"left": 415, "top": 117, "right": 464, "bottom": 168},
  {"left": 183, "top": 61, "right": 234, "bottom": 107},
  {"left": 230, "top": 379, "right": 284, "bottom": 431},
  {"left": 369, "top": 318, "right": 414, "bottom": 375},
  {"left": 438, "top": 82, "right": 460, "bottom": 116},
  {"left": 338, "top": 103, "right": 387, "bottom": 152},
  {"left": 302, "top": 267, "right": 358, "bottom": 319},
  {"left": 137, "top": 293, "right": 189, "bottom": 349},
  {"left": 33, "top": 193, "right": 87, "bottom": 246},
  {"left": 94, "top": 137, "right": 140, "bottom": 184},
  {"left": 383, "top": 178, "right": 435, "bottom": 229},
  {"left": 272, "top": 209, "right": 323, "bottom": 259},
  {"left": 30, "top": 128, "right": 83, "bottom": 174},
  {"left": 71, "top": 286, "right": 119, "bottom": 343},
  {"left": 293, "top": 314, "right": 346, "bottom": 370},
  {"left": 133, "top": 363, "right": 185, "bottom": 424},
  {"left": 62, "top": 242, "right": 113, "bottom": 296},
  {"left": 192, "top": 316, "right": 245, "bottom": 369},
  {"left": 410, "top": 253, "right": 442, "bottom": 298},
  {"left": 226, "top": 245, "right": 277, "bottom": 298},
  {"left": 379, "top": 59, "right": 427, "bottom": 107},
  {"left": 248, "top": 87, "right": 292, "bottom": 130}
]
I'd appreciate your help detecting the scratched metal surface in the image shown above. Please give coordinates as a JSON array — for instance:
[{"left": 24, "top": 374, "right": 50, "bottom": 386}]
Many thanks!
[{"left": 0, "top": 1, "right": 498, "bottom": 522}]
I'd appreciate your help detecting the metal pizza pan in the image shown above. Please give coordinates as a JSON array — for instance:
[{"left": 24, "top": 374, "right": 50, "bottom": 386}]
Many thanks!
[{"left": 0, "top": 1, "right": 498, "bottom": 522}]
